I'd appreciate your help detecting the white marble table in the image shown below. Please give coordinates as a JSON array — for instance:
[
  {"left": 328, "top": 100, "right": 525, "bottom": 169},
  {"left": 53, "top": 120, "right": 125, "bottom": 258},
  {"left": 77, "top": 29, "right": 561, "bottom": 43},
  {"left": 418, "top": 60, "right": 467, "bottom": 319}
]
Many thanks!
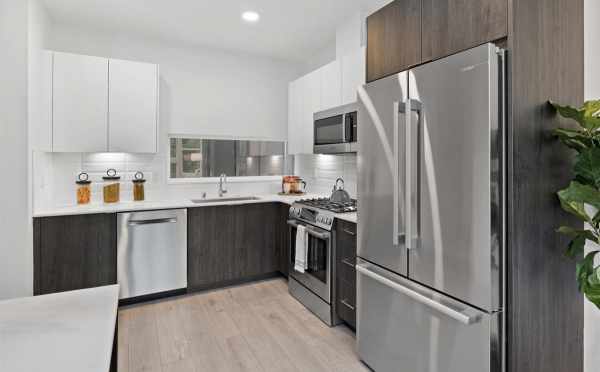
[{"left": 0, "top": 285, "right": 119, "bottom": 372}]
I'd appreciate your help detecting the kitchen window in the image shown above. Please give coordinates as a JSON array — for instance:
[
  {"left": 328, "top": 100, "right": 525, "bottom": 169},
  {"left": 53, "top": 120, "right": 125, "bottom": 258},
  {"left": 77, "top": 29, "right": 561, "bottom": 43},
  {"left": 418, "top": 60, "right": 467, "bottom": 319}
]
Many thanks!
[{"left": 169, "top": 137, "right": 288, "bottom": 180}]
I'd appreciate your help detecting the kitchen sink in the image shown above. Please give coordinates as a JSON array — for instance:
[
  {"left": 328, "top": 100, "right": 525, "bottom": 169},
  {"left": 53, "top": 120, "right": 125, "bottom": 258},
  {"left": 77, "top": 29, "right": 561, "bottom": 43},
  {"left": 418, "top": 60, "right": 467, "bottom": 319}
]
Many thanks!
[{"left": 190, "top": 196, "right": 261, "bottom": 204}]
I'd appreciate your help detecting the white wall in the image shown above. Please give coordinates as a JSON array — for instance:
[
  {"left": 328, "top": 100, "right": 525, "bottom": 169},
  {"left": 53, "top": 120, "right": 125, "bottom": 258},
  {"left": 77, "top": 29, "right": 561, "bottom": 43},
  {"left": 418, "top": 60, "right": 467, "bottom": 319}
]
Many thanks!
[
  {"left": 0, "top": 0, "right": 30, "bottom": 299},
  {"left": 584, "top": 1, "right": 600, "bottom": 370}
]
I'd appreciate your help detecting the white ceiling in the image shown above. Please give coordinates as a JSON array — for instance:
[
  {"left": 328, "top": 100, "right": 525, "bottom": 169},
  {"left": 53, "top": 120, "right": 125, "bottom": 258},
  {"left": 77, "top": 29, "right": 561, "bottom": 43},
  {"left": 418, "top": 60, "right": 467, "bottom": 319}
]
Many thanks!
[{"left": 41, "top": 0, "right": 389, "bottom": 62}]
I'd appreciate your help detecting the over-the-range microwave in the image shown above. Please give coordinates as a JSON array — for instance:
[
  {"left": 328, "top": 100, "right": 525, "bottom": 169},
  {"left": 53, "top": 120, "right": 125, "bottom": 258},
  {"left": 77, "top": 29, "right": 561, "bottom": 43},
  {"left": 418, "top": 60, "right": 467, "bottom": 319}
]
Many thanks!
[{"left": 313, "top": 103, "right": 358, "bottom": 154}]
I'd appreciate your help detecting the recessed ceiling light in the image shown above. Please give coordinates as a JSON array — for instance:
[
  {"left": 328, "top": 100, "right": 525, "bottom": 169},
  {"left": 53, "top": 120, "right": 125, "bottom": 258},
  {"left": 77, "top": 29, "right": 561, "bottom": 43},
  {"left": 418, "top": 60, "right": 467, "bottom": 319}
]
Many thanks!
[{"left": 242, "top": 11, "right": 260, "bottom": 23}]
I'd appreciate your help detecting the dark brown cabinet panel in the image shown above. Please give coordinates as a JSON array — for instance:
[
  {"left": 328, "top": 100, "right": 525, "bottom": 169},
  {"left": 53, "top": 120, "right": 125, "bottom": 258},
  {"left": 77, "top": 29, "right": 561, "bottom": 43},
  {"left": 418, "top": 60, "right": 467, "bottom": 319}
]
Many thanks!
[
  {"left": 366, "top": 0, "right": 422, "bottom": 82},
  {"left": 277, "top": 203, "right": 290, "bottom": 278},
  {"left": 422, "top": 0, "right": 508, "bottom": 61},
  {"left": 335, "top": 219, "right": 357, "bottom": 328},
  {"left": 187, "top": 203, "right": 282, "bottom": 291},
  {"left": 33, "top": 213, "right": 117, "bottom": 295}
]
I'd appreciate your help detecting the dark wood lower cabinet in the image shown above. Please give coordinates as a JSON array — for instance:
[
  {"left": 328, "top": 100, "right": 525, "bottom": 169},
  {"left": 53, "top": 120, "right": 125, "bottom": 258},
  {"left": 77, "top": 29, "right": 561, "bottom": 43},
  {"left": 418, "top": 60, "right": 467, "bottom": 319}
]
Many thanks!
[
  {"left": 187, "top": 203, "right": 289, "bottom": 291},
  {"left": 335, "top": 219, "right": 357, "bottom": 329},
  {"left": 33, "top": 213, "right": 117, "bottom": 295},
  {"left": 277, "top": 203, "right": 290, "bottom": 278}
]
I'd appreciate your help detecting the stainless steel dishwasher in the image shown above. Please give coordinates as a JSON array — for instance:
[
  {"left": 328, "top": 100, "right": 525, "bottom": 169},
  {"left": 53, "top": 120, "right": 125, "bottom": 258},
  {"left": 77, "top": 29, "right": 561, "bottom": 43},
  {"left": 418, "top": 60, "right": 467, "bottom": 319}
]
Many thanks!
[{"left": 117, "top": 209, "right": 187, "bottom": 300}]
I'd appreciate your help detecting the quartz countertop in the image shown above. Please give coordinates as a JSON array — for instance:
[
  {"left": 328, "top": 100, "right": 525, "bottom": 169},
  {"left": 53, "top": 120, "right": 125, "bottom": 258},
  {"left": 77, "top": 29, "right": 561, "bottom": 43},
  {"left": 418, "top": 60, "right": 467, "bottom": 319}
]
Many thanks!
[
  {"left": 0, "top": 285, "right": 119, "bottom": 372},
  {"left": 33, "top": 194, "right": 358, "bottom": 224}
]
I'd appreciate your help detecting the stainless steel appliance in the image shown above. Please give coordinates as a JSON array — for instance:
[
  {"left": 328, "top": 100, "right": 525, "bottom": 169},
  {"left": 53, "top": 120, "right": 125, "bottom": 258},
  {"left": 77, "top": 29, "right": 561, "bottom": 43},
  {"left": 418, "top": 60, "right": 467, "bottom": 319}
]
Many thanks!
[
  {"left": 117, "top": 209, "right": 187, "bottom": 300},
  {"left": 314, "top": 103, "right": 358, "bottom": 154},
  {"left": 356, "top": 43, "right": 506, "bottom": 372},
  {"left": 287, "top": 198, "right": 357, "bottom": 325}
]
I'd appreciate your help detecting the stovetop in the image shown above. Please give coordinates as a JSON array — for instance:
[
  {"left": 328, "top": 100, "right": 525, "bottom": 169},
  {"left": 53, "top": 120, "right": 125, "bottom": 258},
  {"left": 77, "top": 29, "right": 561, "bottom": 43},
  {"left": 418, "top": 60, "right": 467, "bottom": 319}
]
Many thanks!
[{"left": 296, "top": 197, "right": 357, "bottom": 214}]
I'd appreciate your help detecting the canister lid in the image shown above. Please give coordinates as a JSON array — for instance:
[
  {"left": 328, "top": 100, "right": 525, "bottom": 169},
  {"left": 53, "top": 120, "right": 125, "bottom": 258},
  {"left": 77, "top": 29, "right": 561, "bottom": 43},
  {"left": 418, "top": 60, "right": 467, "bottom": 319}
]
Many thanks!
[
  {"left": 102, "top": 168, "right": 121, "bottom": 181},
  {"left": 76, "top": 172, "right": 91, "bottom": 185},
  {"left": 132, "top": 171, "right": 146, "bottom": 184}
]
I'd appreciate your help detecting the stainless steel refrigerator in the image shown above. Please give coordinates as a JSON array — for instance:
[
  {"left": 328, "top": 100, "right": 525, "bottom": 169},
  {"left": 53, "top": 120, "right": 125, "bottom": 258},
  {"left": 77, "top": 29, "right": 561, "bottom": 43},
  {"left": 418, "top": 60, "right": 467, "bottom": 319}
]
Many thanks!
[{"left": 356, "top": 43, "right": 506, "bottom": 372}]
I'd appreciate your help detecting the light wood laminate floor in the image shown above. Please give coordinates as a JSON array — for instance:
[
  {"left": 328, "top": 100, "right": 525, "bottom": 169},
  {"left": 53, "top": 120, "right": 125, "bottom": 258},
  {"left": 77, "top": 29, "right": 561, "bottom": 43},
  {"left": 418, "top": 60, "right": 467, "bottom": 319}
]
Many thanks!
[{"left": 118, "top": 278, "right": 369, "bottom": 372}]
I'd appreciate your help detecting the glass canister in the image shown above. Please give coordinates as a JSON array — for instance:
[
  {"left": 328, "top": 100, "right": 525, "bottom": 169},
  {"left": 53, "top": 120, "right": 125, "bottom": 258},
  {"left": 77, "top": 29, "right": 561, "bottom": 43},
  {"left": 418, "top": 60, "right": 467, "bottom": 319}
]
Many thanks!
[
  {"left": 102, "top": 168, "right": 121, "bottom": 203},
  {"left": 132, "top": 171, "right": 146, "bottom": 201},
  {"left": 75, "top": 172, "right": 91, "bottom": 205}
]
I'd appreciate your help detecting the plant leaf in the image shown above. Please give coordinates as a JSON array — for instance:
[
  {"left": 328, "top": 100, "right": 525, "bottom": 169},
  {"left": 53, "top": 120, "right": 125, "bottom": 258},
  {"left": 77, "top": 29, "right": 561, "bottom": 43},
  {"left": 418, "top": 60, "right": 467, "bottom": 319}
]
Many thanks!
[
  {"left": 553, "top": 127, "right": 593, "bottom": 152},
  {"left": 575, "top": 147, "right": 600, "bottom": 188},
  {"left": 576, "top": 251, "right": 598, "bottom": 291},
  {"left": 566, "top": 235, "right": 588, "bottom": 258},
  {"left": 551, "top": 101, "right": 600, "bottom": 131},
  {"left": 556, "top": 181, "right": 600, "bottom": 221},
  {"left": 583, "top": 101, "right": 600, "bottom": 118},
  {"left": 585, "top": 265, "right": 600, "bottom": 309}
]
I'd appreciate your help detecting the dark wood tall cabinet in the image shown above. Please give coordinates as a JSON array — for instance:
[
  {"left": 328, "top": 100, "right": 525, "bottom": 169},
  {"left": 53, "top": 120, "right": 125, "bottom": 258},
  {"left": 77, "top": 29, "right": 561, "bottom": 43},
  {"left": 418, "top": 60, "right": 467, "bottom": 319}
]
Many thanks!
[
  {"left": 365, "top": 0, "right": 584, "bottom": 370},
  {"left": 507, "top": 0, "right": 584, "bottom": 371},
  {"left": 33, "top": 213, "right": 117, "bottom": 295}
]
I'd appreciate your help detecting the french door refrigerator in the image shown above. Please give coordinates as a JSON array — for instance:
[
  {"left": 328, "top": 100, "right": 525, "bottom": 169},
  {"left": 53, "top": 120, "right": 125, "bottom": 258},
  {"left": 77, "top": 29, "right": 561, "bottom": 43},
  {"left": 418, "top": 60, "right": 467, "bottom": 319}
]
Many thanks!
[{"left": 356, "top": 43, "right": 506, "bottom": 372}]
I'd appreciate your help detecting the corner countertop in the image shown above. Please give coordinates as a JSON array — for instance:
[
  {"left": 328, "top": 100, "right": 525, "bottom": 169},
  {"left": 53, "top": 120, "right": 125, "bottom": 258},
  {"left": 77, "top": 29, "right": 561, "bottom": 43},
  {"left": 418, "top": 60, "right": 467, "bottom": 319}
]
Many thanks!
[
  {"left": 33, "top": 194, "right": 358, "bottom": 224},
  {"left": 0, "top": 285, "right": 119, "bottom": 372}
]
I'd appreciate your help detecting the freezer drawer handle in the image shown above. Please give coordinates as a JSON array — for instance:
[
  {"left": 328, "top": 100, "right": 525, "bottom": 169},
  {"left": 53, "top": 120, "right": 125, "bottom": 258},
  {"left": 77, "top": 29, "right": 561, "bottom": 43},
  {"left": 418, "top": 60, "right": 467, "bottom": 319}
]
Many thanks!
[
  {"left": 356, "top": 264, "right": 481, "bottom": 325},
  {"left": 341, "top": 299, "right": 355, "bottom": 311},
  {"left": 128, "top": 217, "right": 177, "bottom": 226}
]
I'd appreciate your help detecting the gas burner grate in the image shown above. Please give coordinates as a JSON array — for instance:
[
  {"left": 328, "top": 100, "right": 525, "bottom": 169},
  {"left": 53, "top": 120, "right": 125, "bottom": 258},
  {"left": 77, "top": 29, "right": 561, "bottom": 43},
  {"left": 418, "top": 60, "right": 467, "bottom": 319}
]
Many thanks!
[{"left": 297, "top": 198, "right": 357, "bottom": 214}]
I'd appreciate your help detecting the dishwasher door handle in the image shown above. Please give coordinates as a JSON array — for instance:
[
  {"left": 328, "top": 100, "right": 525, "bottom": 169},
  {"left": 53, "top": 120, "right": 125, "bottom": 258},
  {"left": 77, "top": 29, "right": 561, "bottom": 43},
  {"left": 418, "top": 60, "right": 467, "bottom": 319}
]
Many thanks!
[{"left": 128, "top": 217, "right": 178, "bottom": 226}]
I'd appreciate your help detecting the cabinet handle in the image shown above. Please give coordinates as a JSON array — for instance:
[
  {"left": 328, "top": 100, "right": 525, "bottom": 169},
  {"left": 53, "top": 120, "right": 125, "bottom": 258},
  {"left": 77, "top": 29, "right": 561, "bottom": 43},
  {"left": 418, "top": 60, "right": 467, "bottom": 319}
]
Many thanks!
[
  {"left": 342, "top": 258, "right": 355, "bottom": 268},
  {"left": 341, "top": 299, "right": 355, "bottom": 311},
  {"left": 342, "top": 228, "right": 356, "bottom": 236}
]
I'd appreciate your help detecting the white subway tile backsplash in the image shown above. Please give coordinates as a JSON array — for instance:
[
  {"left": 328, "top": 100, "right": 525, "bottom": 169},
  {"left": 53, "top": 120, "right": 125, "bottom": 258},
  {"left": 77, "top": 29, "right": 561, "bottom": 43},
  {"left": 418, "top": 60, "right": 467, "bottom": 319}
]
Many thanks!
[{"left": 293, "top": 153, "right": 358, "bottom": 198}]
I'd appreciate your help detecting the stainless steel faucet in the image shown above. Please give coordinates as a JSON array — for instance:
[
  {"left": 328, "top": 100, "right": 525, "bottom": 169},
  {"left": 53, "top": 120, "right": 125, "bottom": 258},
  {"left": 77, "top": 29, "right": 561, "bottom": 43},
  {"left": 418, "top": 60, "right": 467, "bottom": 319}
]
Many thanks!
[{"left": 218, "top": 174, "right": 228, "bottom": 197}]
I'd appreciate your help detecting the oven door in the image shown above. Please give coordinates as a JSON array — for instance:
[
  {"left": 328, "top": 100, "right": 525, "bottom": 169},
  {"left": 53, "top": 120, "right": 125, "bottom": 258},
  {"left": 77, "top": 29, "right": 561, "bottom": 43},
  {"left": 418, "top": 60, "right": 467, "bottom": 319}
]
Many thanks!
[{"left": 287, "top": 220, "right": 332, "bottom": 303}]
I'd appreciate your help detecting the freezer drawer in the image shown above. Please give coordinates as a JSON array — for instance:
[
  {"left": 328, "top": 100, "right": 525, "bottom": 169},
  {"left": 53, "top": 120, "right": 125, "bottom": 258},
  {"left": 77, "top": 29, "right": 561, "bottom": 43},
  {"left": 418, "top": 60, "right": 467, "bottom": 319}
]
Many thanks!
[
  {"left": 117, "top": 209, "right": 187, "bottom": 299},
  {"left": 357, "top": 261, "right": 502, "bottom": 372}
]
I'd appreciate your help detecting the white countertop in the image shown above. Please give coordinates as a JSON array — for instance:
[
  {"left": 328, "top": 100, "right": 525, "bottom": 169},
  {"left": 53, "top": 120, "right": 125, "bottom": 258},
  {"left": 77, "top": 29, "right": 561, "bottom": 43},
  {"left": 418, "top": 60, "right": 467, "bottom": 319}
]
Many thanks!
[
  {"left": 0, "top": 285, "right": 119, "bottom": 372},
  {"left": 33, "top": 193, "right": 358, "bottom": 223}
]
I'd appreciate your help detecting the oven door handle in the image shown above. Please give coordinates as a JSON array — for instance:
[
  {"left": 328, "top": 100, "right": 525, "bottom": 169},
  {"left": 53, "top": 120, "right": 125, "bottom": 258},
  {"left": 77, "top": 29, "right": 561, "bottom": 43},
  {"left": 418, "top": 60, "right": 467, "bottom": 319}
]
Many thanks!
[{"left": 287, "top": 220, "right": 331, "bottom": 240}]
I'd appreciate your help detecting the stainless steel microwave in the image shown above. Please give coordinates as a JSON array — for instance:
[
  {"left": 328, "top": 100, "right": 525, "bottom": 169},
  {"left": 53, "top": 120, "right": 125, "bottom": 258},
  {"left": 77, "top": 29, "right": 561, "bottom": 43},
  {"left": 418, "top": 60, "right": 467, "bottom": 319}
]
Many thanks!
[{"left": 313, "top": 103, "right": 358, "bottom": 154}]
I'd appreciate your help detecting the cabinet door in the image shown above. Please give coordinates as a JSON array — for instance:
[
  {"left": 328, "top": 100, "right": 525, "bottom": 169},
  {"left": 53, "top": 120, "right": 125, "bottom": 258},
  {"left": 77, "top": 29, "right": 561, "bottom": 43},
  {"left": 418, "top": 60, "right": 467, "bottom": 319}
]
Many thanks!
[
  {"left": 302, "top": 70, "right": 321, "bottom": 154},
  {"left": 287, "top": 79, "right": 302, "bottom": 154},
  {"left": 188, "top": 206, "right": 237, "bottom": 290},
  {"left": 235, "top": 204, "right": 278, "bottom": 278},
  {"left": 341, "top": 47, "right": 366, "bottom": 105},
  {"left": 366, "top": 0, "right": 422, "bottom": 82},
  {"left": 277, "top": 203, "right": 290, "bottom": 277},
  {"left": 320, "top": 60, "right": 342, "bottom": 111},
  {"left": 422, "top": 0, "right": 508, "bottom": 61},
  {"left": 108, "top": 59, "right": 158, "bottom": 153},
  {"left": 336, "top": 220, "right": 357, "bottom": 328},
  {"left": 53, "top": 52, "right": 108, "bottom": 152},
  {"left": 33, "top": 214, "right": 117, "bottom": 295}
]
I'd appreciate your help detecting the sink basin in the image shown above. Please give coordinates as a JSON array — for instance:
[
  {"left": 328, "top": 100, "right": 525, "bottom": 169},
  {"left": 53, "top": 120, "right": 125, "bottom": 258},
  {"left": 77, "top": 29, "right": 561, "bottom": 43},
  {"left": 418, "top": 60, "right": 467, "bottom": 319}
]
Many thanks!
[{"left": 190, "top": 196, "right": 261, "bottom": 204}]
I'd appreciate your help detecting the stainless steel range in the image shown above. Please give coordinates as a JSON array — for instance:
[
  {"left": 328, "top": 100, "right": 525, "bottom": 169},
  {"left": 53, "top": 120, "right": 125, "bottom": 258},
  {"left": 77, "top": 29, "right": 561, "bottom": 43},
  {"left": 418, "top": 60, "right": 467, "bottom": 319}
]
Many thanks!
[{"left": 287, "top": 198, "right": 357, "bottom": 326}]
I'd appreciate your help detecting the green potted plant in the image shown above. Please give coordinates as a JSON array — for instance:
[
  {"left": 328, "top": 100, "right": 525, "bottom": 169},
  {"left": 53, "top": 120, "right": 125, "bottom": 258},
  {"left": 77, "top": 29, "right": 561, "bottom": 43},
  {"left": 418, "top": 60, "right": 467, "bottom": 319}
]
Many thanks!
[{"left": 553, "top": 100, "right": 600, "bottom": 309}]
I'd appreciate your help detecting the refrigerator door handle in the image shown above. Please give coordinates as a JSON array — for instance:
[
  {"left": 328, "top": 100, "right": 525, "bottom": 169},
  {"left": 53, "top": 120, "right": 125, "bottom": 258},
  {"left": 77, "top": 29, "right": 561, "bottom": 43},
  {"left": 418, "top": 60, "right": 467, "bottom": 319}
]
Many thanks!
[
  {"left": 405, "top": 99, "right": 422, "bottom": 250},
  {"left": 393, "top": 101, "right": 400, "bottom": 246},
  {"left": 356, "top": 263, "right": 482, "bottom": 325}
]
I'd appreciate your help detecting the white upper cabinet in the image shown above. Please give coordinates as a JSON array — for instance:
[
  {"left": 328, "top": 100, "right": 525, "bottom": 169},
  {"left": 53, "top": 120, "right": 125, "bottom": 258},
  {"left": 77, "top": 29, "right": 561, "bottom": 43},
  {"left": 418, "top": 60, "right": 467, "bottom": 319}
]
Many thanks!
[
  {"left": 287, "top": 79, "right": 302, "bottom": 155},
  {"left": 341, "top": 47, "right": 366, "bottom": 105},
  {"left": 303, "top": 70, "right": 322, "bottom": 154},
  {"left": 287, "top": 47, "right": 364, "bottom": 155},
  {"left": 319, "top": 60, "right": 342, "bottom": 111},
  {"left": 52, "top": 52, "right": 109, "bottom": 153},
  {"left": 108, "top": 59, "right": 158, "bottom": 153}
]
